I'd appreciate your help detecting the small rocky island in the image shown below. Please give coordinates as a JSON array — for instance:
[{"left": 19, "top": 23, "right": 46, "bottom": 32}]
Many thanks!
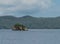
[{"left": 12, "top": 23, "right": 28, "bottom": 31}]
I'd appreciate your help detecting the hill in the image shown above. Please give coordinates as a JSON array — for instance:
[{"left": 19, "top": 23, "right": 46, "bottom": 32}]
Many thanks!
[{"left": 0, "top": 15, "right": 60, "bottom": 29}]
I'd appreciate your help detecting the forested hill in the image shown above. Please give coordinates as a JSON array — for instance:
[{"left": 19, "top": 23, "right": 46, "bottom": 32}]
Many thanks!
[{"left": 0, "top": 15, "right": 60, "bottom": 29}]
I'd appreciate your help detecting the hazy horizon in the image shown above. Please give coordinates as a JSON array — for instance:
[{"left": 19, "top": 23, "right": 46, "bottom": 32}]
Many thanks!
[{"left": 0, "top": 15, "right": 60, "bottom": 18}]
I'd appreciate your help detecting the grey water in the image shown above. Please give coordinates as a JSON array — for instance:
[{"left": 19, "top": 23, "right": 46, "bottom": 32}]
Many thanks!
[{"left": 0, "top": 29, "right": 60, "bottom": 44}]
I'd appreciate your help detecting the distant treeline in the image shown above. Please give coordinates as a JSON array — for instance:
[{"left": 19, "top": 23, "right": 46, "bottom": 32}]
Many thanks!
[{"left": 0, "top": 15, "right": 60, "bottom": 29}]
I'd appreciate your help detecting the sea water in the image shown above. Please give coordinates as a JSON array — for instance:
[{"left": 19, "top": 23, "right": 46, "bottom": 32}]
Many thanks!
[{"left": 0, "top": 29, "right": 60, "bottom": 44}]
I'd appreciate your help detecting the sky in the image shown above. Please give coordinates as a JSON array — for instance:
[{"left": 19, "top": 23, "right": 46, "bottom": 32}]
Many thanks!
[{"left": 0, "top": 0, "right": 60, "bottom": 17}]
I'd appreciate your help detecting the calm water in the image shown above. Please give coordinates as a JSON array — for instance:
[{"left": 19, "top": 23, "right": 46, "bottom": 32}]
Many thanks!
[{"left": 0, "top": 29, "right": 60, "bottom": 44}]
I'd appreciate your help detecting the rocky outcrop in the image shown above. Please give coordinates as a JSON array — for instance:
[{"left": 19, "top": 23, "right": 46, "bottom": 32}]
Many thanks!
[{"left": 12, "top": 23, "right": 28, "bottom": 31}]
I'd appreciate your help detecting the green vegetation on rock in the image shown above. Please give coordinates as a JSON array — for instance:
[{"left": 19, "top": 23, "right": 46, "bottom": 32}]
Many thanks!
[{"left": 12, "top": 23, "right": 27, "bottom": 31}]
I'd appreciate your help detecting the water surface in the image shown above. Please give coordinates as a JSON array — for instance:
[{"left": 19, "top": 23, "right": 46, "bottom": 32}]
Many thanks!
[{"left": 0, "top": 29, "right": 60, "bottom": 44}]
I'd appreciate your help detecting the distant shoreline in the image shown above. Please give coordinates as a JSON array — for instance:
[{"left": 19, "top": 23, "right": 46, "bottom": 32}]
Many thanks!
[{"left": 0, "top": 28, "right": 60, "bottom": 29}]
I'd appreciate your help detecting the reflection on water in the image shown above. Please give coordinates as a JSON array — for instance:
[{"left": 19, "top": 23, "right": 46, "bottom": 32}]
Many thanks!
[{"left": 0, "top": 29, "right": 60, "bottom": 44}]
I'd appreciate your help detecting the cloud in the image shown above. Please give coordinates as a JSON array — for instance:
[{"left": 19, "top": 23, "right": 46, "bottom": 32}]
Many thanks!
[{"left": 0, "top": 0, "right": 53, "bottom": 16}]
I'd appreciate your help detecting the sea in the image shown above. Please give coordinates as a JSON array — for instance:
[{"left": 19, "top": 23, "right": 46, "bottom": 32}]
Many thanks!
[{"left": 0, "top": 29, "right": 60, "bottom": 44}]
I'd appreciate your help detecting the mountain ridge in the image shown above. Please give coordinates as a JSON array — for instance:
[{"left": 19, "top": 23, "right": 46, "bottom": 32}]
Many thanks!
[{"left": 0, "top": 15, "right": 60, "bottom": 29}]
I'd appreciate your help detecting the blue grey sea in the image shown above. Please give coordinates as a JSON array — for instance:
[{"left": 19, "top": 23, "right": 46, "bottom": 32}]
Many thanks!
[{"left": 0, "top": 29, "right": 60, "bottom": 44}]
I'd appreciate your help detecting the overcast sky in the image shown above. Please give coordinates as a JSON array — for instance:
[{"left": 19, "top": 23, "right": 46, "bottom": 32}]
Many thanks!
[{"left": 0, "top": 0, "right": 60, "bottom": 17}]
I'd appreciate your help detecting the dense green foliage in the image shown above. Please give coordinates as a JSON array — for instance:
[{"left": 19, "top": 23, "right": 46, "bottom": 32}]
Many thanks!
[
  {"left": 14, "top": 23, "right": 22, "bottom": 27},
  {"left": 0, "top": 15, "right": 60, "bottom": 29},
  {"left": 14, "top": 23, "right": 26, "bottom": 28}
]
